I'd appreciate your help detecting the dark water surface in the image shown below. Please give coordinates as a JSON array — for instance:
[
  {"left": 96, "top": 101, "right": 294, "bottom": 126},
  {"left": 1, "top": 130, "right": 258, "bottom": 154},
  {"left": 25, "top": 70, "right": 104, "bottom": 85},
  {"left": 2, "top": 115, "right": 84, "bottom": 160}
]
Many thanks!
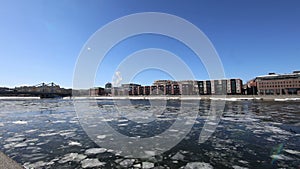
[{"left": 0, "top": 99, "right": 299, "bottom": 169}]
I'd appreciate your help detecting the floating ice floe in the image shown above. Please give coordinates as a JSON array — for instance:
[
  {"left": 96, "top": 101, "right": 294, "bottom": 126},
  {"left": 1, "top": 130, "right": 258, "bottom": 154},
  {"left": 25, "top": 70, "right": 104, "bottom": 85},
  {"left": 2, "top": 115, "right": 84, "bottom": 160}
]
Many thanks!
[
  {"left": 118, "top": 119, "right": 129, "bottom": 122},
  {"left": 0, "top": 122, "right": 4, "bottom": 127},
  {"left": 118, "top": 159, "right": 135, "bottom": 168},
  {"left": 232, "top": 166, "right": 249, "bottom": 169},
  {"left": 144, "top": 150, "right": 156, "bottom": 157},
  {"left": 24, "top": 161, "right": 49, "bottom": 169},
  {"left": 59, "top": 153, "right": 87, "bottom": 163},
  {"left": 238, "top": 160, "right": 249, "bottom": 164},
  {"left": 25, "top": 138, "right": 39, "bottom": 143},
  {"left": 85, "top": 148, "right": 107, "bottom": 155},
  {"left": 4, "top": 142, "right": 17, "bottom": 149},
  {"left": 5, "top": 137, "right": 26, "bottom": 142},
  {"left": 81, "top": 158, "right": 106, "bottom": 168},
  {"left": 25, "top": 129, "right": 38, "bottom": 133},
  {"left": 169, "top": 129, "right": 179, "bottom": 132},
  {"left": 52, "top": 120, "right": 66, "bottom": 123},
  {"left": 12, "top": 120, "right": 28, "bottom": 125},
  {"left": 133, "top": 163, "right": 142, "bottom": 168},
  {"left": 264, "top": 126, "right": 291, "bottom": 135},
  {"left": 142, "top": 162, "right": 154, "bottom": 169},
  {"left": 39, "top": 132, "right": 59, "bottom": 137},
  {"left": 68, "top": 141, "right": 82, "bottom": 147},
  {"left": 266, "top": 137, "right": 276, "bottom": 142},
  {"left": 14, "top": 142, "right": 27, "bottom": 148},
  {"left": 284, "top": 149, "right": 300, "bottom": 155},
  {"left": 271, "top": 154, "right": 293, "bottom": 160},
  {"left": 184, "top": 162, "right": 214, "bottom": 169},
  {"left": 97, "top": 135, "right": 107, "bottom": 139},
  {"left": 59, "top": 131, "right": 76, "bottom": 138},
  {"left": 118, "top": 123, "right": 128, "bottom": 127},
  {"left": 26, "top": 146, "right": 41, "bottom": 151},
  {"left": 171, "top": 152, "right": 185, "bottom": 161}
]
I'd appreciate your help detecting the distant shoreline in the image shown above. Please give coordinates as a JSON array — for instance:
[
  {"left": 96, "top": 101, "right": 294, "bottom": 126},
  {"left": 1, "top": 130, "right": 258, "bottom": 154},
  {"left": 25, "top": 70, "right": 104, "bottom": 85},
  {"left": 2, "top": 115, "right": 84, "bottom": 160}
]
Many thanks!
[
  {"left": 1, "top": 95, "right": 299, "bottom": 101},
  {"left": 75, "top": 95, "right": 300, "bottom": 101}
]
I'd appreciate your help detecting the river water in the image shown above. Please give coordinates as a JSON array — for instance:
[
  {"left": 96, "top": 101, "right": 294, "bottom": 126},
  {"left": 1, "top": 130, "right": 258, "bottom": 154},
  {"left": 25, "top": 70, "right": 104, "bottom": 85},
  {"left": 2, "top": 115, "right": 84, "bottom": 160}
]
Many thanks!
[{"left": 0, "top": 99, "right": 299, "bottom": 169}]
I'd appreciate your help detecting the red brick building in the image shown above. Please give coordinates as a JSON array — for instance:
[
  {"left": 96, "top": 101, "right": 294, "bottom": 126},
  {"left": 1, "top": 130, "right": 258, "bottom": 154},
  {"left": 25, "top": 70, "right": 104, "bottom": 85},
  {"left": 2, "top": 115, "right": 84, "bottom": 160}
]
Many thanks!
[{"left": 256, "top": 71, "right": 300, "bottom": 95}]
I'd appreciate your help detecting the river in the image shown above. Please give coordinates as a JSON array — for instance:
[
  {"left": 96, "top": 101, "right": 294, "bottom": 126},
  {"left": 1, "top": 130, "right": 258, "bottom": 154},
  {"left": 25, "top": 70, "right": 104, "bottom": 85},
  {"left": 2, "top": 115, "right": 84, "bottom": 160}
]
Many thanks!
[{"left": 0, "top": 99, "right": 299, "bottom": 169}]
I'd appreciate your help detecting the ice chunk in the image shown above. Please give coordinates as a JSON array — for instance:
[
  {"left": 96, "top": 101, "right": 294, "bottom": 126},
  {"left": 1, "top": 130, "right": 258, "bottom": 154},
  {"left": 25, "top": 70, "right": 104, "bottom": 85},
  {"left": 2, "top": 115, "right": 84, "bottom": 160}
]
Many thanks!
[
  {"left": 14, "top": 142, "right": 27, "bottom": 148},
  {"left": 52, "top": 120, "right": 66, "bottom": 123},
  {"left": 169, "top": 129, "right": 179, "bottom": 132},
  {"left": 4, "top": 142, "right": 17, "bottom": 149},
  {"left": 134, "top": 163, "right": 142, "bottom": 168},
  {"left": 232, "top": 166, "right": 248, "bottom": 169},
  {"left": 271, "top": 154, "right": 293, "bottom": 160},
  {"left": 81, "top": 158, "right": 105, "bottom": 168},
  {"left": 119, "top": 159, "right": 135, "bottom": 168},
  {"left": 59, "top": 131, "right": 76, "bottom": 137},
  {"left": 118, "top": 123, "right": 128, "bottom": 127},
  {"left": 12, "top": 120, "right": 27, "bottom": 125},
  {"left": 171, "top": 152, "right": 185, "bottom": 161},
  {"left": 144, "top": 150, "right": 156, "bottom": 157},
  {"left": 85, "top": 148, "right": 107, "bottom": 155},
  {"left": 68, "top": 141, "right": 82, "bottom": 146},
  {"left": 5, "top": 137, "right": 26, "bottom": 142},
  {"left": 142, "top": 162, "right": 154, "bottom": 169},
  {"left": 25, "top": 129, "right": 38, "bottom": 133},
  {"left": 97, "top": 135, "right": 107, "bottom": 139},
  {"left": 59, "top": 153, "right": 87, "bottom": 163},
  {"left": 185, "top": 162, "right": 213, "bottom": 169},
  {"left": 284, "top": 149, "right": 300, "bottom": 155},
  {"left": 39, "top": 132, "right": 59, "bottom": 137},
  {"left": 24, "top": 161, "right": 48, "bottom": 169}
]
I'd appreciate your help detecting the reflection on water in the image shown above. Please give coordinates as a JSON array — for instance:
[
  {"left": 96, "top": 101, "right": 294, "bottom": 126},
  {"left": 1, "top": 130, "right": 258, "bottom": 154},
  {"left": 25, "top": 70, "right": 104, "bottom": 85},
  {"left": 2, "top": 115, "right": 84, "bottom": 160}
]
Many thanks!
[{"left": 0, "top": 99, "right": 299, "bottom": 169}]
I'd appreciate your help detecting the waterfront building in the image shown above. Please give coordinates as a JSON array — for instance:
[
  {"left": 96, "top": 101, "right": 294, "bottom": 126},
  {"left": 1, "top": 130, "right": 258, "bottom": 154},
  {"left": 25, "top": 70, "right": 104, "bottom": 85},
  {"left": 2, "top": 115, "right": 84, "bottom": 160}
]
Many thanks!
[
  {"left": 112, "top": 87, "right": 124, "bottom": 96},
  {"left": 104, "top": 82, "right": 112, "bottom": 96},
  {"left": 144, "top": 86, "right": 151, "bottom": 95},
  {"left": 245, "top": 79, "right": 258, "bottom": 95},
  {"left": 165, "top": 84, "right": 172, "bottom": 95},
  {"left": 205, "top": 80, "right": 212, "bottom": 95},
  {"left": 151, "top": 85, "right": 158, "bottom": 95},
  {"left": 213, "top": 79, "right": 227, "bottom": 95},
  {"left": 138, "top": 86, "right": 144, "bottom": 95},
  {"left": 106, "top": 78, "right": 243, "bottom": 96},
  {"left": 172, "top": 84, "right": 180, "bottom": 95},
  {"left": 178, "top": 80, "right": 194, "bottom": 95},
  {"left": 197, "top": 81, "right": 205, "bottom": 95},
  {"left": 196, "top": 79, "right": 242, "bottom": 95},
  {"left": 152, "top": 80, "right": 179, "bottom": 95},
  {"left": 226, "top": 79, "right": 243, "bottom": 95},
  {"left": 89, "top": 87, "right": 105, "bottom": 96},
  {"left": 121, "top": 83, "right": 141, "bottom": 96},
  {"left": 256, "top": 71, "right": 300, "bottom": 95}
]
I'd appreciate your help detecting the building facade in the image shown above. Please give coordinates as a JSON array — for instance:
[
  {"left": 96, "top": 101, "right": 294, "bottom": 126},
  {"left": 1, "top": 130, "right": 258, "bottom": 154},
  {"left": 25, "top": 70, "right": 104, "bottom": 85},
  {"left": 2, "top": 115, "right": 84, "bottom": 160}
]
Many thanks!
[
  {"left": 244, "top": 79, "right": 258, "bottom": 95},
  {"left": 89, "top": 87, "right": 105, "bottom": 96},
  {"left": 105, "top": 78, "right": 243, "bottom": 96},
  {"left": 256, "top": 71, "right": 300, "bottom": 95}
]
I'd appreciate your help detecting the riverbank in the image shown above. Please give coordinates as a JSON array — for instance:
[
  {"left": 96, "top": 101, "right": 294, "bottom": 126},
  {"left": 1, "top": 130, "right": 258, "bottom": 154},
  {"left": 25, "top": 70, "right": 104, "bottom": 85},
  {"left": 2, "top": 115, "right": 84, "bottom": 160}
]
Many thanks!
[
  {"left": 1, "top": 95, "right": 299, "bottom": 101},
  {"left": 0, "top": 97, "right": 40, "bottom": 100},
  {"left": 72, "top": 95, "right": 300, "bottom": 101}
]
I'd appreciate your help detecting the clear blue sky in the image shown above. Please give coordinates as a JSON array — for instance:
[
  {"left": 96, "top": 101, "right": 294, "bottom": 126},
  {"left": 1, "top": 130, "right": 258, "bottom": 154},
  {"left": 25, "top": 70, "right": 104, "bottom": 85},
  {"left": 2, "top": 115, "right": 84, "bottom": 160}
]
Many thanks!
[{"left": 0, "top": 0, "right": 299, "bottom": 88}]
